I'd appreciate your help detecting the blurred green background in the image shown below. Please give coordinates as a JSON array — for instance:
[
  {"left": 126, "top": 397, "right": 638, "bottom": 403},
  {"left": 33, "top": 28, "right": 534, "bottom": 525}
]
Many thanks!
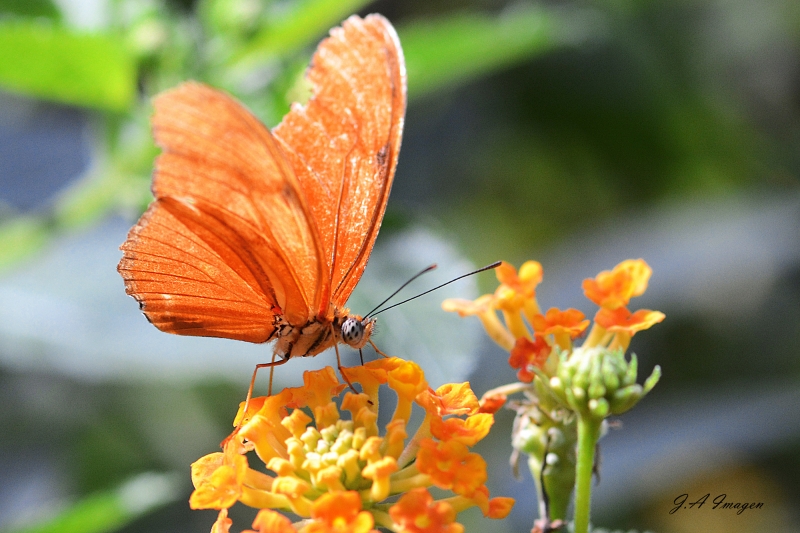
[{"left": 1, "top": 0, "right": 799, "bottom": 532}]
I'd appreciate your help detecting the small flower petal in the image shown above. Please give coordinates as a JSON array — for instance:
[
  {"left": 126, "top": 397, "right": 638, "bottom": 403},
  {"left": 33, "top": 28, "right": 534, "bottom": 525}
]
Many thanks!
[
  {"left": 508, "top": 337, "right": 551, "bottom": 383},
  {"left": 417, "top": 439, "right": 487, "bottom": 497},
  {"left": 390, "top": 488, "right": 464, "bottom": 533},
  {"left": 301, "top": 491, "right": 376, "bottom": 533},
  {"left": 531, "top": 308, "right": 589, "bottom": 338},
  {"left": 583, "top": 259, "right": 652, "bottom": 309},
  {"left": 594, "top": 307, "right": 665, "bottom": 335},
  {"left": 362, "top": 455, "right": 399, "bottom": 501},
  {"left": 430, "top": 413, "right": 493, "bottom": 447},
  {"left": 487, "top": 497, "right": 515, "bottom": 519},
  {"left": 211, "top": 509, "right": 233, "bottom": 533},
  {"left": 478, "top": 393, "right": 507, "bottom": 414},
  {"left": 248, "top": 509, "right": 295, "bottom": 533}
]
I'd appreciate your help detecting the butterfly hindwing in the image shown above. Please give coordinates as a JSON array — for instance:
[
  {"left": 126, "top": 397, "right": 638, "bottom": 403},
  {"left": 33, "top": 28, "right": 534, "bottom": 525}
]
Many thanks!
[{"left": 274, "top": 14, "right": 407, "bottom": 315}]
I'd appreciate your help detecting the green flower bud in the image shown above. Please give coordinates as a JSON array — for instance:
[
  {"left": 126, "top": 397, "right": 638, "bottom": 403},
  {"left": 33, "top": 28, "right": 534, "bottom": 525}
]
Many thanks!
[
  {"left": 624, "top": 353, "right": 639, "bottom": 386},
  {"left": 554, "top": 346, "right": 659, "bottom": 420},
  {"left": 602, "top": 357, "right": 620, "bottom": 391},
  {"left": 589, "top": 398, "right": 610, "bottom": 418},
  {"left": 588, "top": 382, "right": 606, "bottom": 399},
  {"left": 609, "top": 384, "right": 642, "bottom": 414}
]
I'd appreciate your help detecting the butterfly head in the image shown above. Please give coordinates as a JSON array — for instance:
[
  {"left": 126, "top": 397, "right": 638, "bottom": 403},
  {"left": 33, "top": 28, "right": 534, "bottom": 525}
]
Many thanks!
[{"left": 340, "top": 315, "right": 375, "bottom": 349}]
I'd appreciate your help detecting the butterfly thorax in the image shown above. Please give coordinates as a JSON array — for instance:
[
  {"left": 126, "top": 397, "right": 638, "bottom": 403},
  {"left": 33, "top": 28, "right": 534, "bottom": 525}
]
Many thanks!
[{"left": 272, "top": 309, "right": 375, "bottom": 360}]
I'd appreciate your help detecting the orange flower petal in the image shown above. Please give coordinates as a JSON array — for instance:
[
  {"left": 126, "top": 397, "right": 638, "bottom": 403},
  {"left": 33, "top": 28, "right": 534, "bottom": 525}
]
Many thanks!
[
  {"left": 496, "top": 260, "right": 542, "bottom": 297},
  {"left": 430, "top": 413, "right": 493, "bottom": 446},
  {"left": 342, "top": 392, "right": 379, "bottom": 436},
  {"left": 340, "top": 362, "right": 389, "bottom": 403},
  {"left": 387, "top": 360, "right": 428, "bottom": 423},
  {"left": 531, "top": 308, "right": 589, "bottom": 338},
  {"left": 191, "top": 452, "right": 226, "bottom": 489},
  {"left": 583, "top": 259, "right": 652, "bottom": 309},
  {"left": 389, "top": 488, "right": 464, "bottom": 533},
  {"left": 362, "top": 456, "right": 399, "bottom": 501},
  {"left": 290, "top": 367, "right": 346, "bottom": 413},
  {"left": 239, "top": 412, "right": 291, "bottom": 465},
  {"left": 249, "top": 509, "right": 295, "bottom": 533},
  {"left": 594, "top": 307, "right": 665, "bottom": 334},
  {"left": 211, "top": 509, "right": 233, "bottom": 533},
  {"left": 383, "top": 418, "right": 408, "bottom": 459},
  {"left": 508, "top": 337, "right": 551, "bottom": 383},
  {"left": 487, "top": 497, "right": 515, "bottom": 519},
  {"left": 282, "top": 408, "right": 313, "bottom": 438},
  {"left": 302, "top": 491, "right": 376, "bottom": 533},
  {"left": 432, "top": 382, "right": 479, "bottom": 416},
  {"left": 416, "top": 439, "right": 487, "bottom": 497},
  {"left": 189, "top": 462, "right": 245, "bottom": 510},
  {"left": 478, "top": 393, "right": 506, "bottom": 414}
]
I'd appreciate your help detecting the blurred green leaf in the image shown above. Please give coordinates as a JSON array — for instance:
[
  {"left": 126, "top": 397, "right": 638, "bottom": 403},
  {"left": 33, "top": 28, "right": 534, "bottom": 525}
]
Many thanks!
[
  {"left": 0, "top": 0, "right": 61, "bottom": 20},
  {"left": 0, "top": 20, "right": 136, "bottom": 111},
  {"left": 54, "top": 172, "right": 128, "bottom": 230},
  {"left": 400, "top": 7, "right": 562, "bottom": 97},
  {"left": 0, "top": 216, "right": 50, "bottom": 273},
  {"left": 234, "top": 0, "right": 372, "bottom": 65},
  {"left": 4, "top": 473, "right": 180, "bottom": 533}
]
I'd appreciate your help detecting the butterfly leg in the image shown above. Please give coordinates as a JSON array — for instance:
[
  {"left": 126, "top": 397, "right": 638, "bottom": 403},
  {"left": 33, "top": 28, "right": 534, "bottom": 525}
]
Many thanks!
[
  {"left": 369, "top": 339, "right": 390, "bottom": 358},
  {"left": 240, "top": 356, "right": 290, "bottom": 426},
  {"left": 333, "top": 339, "right": 360, "bottom": 394}
]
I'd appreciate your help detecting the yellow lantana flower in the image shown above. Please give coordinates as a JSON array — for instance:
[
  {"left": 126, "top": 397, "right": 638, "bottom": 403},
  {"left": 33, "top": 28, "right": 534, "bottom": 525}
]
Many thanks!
[{"left": 190, "top": 357, "right": 513, "bottom": 532}]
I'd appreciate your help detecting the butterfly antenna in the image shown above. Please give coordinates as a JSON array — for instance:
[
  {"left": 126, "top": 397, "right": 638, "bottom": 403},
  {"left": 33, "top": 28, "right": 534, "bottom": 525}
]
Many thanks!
[
  {"left": 365, "top": 264, "right": 438, "bottom": 318},
  {"left": 368, "top": 261, "right": 501, "bottom": 318}
]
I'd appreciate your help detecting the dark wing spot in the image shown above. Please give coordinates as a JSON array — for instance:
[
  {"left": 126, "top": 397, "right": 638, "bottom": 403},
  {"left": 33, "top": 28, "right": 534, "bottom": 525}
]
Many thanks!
[{"left": 376, "top": 144, "right": 389, "bottom": 168}]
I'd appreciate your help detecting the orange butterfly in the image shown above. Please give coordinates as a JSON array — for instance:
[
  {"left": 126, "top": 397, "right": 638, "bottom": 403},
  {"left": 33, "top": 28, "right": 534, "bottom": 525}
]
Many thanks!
[{"left": 118, "top": 15, "right": 406, "bottom": 376}]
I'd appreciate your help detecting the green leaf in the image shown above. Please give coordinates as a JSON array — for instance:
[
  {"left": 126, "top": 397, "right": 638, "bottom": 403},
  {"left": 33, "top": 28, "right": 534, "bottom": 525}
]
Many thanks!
[
  {"left": 0, "top": 20, "right": 136, "bottom": 111},
  {"left": 0, "top": 216, "right": 50, "bottom": 273},
  {"left": 0, "top": 0, "right": 61, "bottom": 20},
  {"left": 400, "top": 7, "right": 562, "bottom": 98},
  {"left": 5, "top": 473, "right": 179, "bottom": 533},
  {"left": 234, "top": 0, "right": 373, "bottom": 65}
]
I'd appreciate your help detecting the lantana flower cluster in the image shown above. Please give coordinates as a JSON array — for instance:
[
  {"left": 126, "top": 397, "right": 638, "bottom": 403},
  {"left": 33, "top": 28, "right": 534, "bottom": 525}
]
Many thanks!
[
  {"left": 443, "top": 258, "right": 664, "bottom": 387},
  {"left": 189, "top": 357, "right": 514, "bottom": 533}
]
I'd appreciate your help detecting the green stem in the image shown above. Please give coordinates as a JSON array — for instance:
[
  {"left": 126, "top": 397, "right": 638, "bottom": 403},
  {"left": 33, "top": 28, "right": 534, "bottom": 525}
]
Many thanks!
[{"left": 573, "top": 415, "right": 601, "bottom": 533}]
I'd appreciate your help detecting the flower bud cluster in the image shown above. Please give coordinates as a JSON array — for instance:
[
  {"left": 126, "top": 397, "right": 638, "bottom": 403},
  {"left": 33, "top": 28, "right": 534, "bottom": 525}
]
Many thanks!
[{"left": 549, "top": 346, "right": 661, "bottom": 420}]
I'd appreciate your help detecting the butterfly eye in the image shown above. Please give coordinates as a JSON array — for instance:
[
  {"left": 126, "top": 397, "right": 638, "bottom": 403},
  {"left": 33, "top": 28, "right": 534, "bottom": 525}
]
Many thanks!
[{"left": 341, "top": 317, "right": 365, "bottom": 346}]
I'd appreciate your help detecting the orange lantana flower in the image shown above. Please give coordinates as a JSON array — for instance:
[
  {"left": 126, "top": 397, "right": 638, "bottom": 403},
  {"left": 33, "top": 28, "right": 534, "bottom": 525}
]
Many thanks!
[
  {"left": 444, "top": 258, "right": 663, "bottom": 381},
  {"left": 531, "top": 307, "right": 590, "bottom": 350},
  {"left": 390, "top": 488, "right": 463, "bottom": 533},
  {"left": 582, "top": 259, "right": 652, "bottom": 310},
  {"left": 496, "top": 260, "right": 543, "bottom": 300},
  {"left": 508, "top": 337, "right": 551, "bottom": 383},
  {"left": 416, "top": 438, "right": 487, "bottom": 497},
  {"left": 190, "top": 358, "right": 512, "bottom": 532},
  {"left": 302, "top": 491, "right": 376, "bottom": 533}
]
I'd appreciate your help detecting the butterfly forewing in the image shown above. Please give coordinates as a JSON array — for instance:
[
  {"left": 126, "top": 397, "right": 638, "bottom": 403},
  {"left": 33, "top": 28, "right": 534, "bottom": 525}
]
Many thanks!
[
  {"left": 274, "top": 14, "right": 407, "bottom": 313},
  {"left": 118, "top": 14, "right": 407, "bottom": 349},
  {"left": 119, "top": 83, "right": 327, "bottom": 337}
]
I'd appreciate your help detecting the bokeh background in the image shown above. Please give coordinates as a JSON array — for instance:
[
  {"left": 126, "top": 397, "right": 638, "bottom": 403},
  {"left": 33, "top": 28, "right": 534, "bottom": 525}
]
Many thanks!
[{"left": 1, "top": 0, "right": 799, "bottom": 532}]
